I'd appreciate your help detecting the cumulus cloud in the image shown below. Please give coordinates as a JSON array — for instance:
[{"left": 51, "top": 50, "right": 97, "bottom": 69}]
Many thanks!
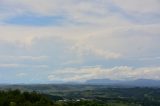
[{"left": 48, "top": 66, "right": 160, "bottom": 82}]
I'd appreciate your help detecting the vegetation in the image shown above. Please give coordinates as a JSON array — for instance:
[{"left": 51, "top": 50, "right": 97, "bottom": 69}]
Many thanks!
[
  {"left": 0, "top": 90, "right": 53, "bottom": 106},
  {"left": 0, "top": 85, "right": 160, "bottom": 106}
]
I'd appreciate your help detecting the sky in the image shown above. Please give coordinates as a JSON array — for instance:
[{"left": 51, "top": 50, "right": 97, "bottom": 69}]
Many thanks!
[{"left": 0, "top": 0, "right": 160, "bottom": 84}]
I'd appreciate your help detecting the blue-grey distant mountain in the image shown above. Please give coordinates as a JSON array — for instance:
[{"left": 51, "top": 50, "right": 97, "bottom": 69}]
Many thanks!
[
  {"left": 86, "top": 79, "right": 121, "bottom": 85},
  {"left": 122, "top": 79, "right": 160, "bottom": 87},
  {"left": 86, "top": 79, "right": 160, "bottom": 87}
]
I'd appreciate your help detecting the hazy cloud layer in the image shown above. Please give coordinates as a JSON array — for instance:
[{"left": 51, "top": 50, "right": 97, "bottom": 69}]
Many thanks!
[
  {"left": 48, "top": 66, "right": 160, "bottom": 82},
  {"left": 0, "top": 0, "right": 159, "bottom": 83}
]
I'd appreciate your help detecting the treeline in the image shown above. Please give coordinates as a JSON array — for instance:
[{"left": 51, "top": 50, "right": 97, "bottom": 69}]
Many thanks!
[
  {"left": 0, "top": 89, "right": 139, "bottom": 106},
  {"left": 0, "top": 90, "right": 108, "bottom": 106},
  {"left": 0, "top": 89, "right": 160, "bottom": 106},
  {"left": 0, "top": 90, "right": 53, "bottom": 106}
]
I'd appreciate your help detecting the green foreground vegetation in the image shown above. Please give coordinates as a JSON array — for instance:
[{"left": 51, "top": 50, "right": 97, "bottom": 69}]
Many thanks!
[
  {"left": 0, "top": 85, "right": 160, "bottom": 106},
  {"left": 0, "top": 90, "right": 139, "bottom": 106}
]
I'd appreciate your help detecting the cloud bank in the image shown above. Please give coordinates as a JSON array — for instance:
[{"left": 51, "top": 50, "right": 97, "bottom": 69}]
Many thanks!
[{"left": 0, "top": 0, "right": 159, "bottom": 83}]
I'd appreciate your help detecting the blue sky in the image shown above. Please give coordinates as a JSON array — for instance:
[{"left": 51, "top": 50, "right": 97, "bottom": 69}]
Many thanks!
[
  {"left": 0, "top": 0, "right": 160, "bottom": 84},
  {"left": 4, "top": 15, "right": 66, "bottom": 26}
]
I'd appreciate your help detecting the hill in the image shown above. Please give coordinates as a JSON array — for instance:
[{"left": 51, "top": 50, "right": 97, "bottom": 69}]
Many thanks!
[{"left": 86, "top": 79, "right": 160, "bottom": 87}]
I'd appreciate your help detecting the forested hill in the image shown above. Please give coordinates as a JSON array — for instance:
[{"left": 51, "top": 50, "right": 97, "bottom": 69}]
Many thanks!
[
  {"left": 0, "top": 85, "right": 160, "bottom": 106},
  {"left": 0, "top": 90, "right": 54, "bottom": 106}
]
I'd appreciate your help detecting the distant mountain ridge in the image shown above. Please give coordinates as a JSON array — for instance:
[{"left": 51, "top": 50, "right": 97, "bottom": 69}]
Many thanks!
[
  {"left": 1, "top": 79, "right": 160, "bottom": 87},
  {"left": 86, "top": 79, "right": 160, "bottom": 87}
]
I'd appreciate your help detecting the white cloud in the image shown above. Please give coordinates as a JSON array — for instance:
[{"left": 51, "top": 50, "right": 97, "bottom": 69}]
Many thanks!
[
  {"left": 71, "top": 44, "right": 121, "bottom": 59},
  {"left": 0, "top": 64, "right": 25, "bottom": 68},
  {"left": 0, "top": 63, "right": 48, "bottom": 68},
  {"left": 0, "top": 0, "right": 159, "bottom": 83},
  {"left": 2, "top": 0, "right": 159, "bottom": 26},
  {"left": 48, "top": 66, "right": 160, "bottom": 82},
  {"left": 112, "top": 0, "right": 160, "bottom": 14},
  {"left": 0, "top": 55, "right": 48, "bottom": 61},
  {"left": 139, "top": 56, "right": 160, "bottom": 61},
  {"left": 16, "top": 72, "right": 28, "bottom": 77},
  {"left": 0, "top": 23, "right": 159, "bottom": 60}
]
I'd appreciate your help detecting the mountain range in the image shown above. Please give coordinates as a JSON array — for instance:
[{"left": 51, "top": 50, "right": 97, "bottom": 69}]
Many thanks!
[{"left": 85, "top": 79, "right": 160, "bottom": 87}]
